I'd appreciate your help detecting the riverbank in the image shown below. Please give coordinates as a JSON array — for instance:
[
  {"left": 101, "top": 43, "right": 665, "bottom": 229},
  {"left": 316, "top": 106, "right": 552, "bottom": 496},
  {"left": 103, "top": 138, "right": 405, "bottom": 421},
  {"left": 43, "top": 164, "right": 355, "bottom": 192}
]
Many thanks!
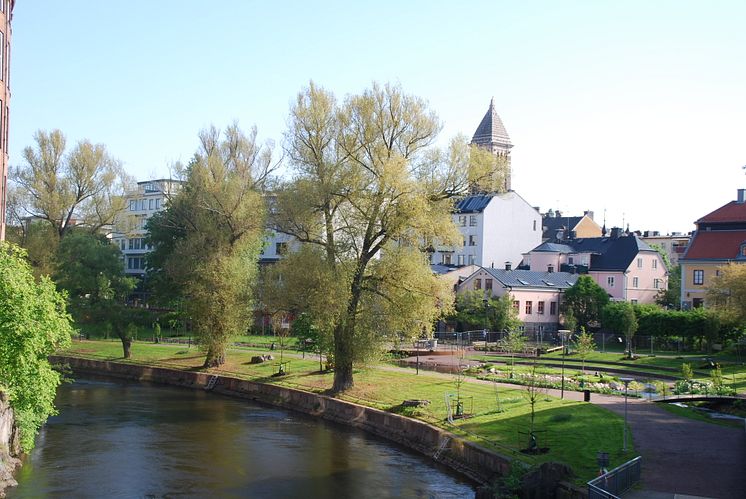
[
  {"left": 51, "top": 354, "right": 588, "bottom": 498},
  {"left": 0, "top": 393, "right": 20, "bottom": 499}
]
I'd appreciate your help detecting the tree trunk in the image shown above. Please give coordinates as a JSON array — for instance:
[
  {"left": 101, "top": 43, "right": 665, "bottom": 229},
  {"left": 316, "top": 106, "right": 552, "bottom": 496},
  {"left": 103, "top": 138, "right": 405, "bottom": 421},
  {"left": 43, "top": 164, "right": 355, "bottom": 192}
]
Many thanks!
[
  {"left": 203, "top": 347, "right": 225, "bottom": 368},
  {"left": 121, "top": 337, "right": 132, "bottom": 359},
  {"left": 332, "top": 322, "right": 354, "bottom": 393}
]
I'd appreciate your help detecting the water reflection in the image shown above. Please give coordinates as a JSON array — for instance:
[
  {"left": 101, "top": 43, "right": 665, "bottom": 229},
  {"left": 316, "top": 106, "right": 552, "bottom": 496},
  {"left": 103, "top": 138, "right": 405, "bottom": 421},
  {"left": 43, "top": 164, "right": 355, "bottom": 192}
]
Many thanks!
[{"left": 9, "top": 378, "right": 475, "bottom": 498}]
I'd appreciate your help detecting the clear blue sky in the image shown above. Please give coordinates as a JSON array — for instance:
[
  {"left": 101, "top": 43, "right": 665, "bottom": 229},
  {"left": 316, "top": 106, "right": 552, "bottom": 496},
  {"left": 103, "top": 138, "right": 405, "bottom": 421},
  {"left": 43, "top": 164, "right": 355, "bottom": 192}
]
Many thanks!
[{"left": 9, "top": 1, "right": 746, "bottom": 234}]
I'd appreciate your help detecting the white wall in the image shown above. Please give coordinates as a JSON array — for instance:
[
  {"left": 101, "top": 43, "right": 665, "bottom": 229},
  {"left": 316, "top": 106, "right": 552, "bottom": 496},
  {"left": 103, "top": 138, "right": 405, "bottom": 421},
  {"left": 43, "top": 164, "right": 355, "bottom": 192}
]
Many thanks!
[{"left": 480, "top": 192, "right": 542, "bottom": 269}]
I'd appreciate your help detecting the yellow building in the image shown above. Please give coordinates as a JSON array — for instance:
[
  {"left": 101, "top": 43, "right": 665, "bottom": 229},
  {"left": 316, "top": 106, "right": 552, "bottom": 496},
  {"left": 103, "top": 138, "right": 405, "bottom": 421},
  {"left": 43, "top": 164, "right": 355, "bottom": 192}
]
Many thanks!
[{"left": 680, "top": 189, "right": 746, "bottom": 309}]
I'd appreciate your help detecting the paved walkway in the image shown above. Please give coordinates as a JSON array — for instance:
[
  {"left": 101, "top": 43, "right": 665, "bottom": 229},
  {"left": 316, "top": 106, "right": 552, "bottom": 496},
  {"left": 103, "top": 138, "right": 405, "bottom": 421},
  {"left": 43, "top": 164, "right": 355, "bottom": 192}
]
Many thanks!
[{"left": 402, "top": 353, "right": 746, "bottom": 499}]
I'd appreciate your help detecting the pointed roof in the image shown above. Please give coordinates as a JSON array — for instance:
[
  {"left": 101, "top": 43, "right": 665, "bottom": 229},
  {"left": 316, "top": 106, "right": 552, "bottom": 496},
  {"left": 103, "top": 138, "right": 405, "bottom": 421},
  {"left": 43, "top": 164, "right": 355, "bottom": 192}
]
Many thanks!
[{"left": 471, "top": 97, "right": 512, "bottom": 148}]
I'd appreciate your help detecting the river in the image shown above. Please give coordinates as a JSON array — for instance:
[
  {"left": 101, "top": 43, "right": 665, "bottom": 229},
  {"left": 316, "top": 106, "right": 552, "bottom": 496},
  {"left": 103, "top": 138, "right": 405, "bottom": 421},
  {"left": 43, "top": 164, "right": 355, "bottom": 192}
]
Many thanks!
[{"left": 8, "top": 377, "right": 475, "bottom": 498}]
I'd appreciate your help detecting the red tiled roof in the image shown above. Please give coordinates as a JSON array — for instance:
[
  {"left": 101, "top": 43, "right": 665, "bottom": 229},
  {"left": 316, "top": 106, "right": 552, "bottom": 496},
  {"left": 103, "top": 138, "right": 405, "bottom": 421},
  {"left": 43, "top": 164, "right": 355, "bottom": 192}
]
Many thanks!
[
  {"left": 697, "top": 201, "right": 746, "bottom": 224},
  {"left": 684, "top": 230, "right": 746, "bottom": 259}
]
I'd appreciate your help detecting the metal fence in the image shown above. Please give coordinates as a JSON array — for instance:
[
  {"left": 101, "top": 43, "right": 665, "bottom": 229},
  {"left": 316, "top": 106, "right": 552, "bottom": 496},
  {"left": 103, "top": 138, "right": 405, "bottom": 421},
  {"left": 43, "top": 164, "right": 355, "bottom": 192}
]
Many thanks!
[{"left": 587, "top": 456, "right": 642, "bottom": 499}]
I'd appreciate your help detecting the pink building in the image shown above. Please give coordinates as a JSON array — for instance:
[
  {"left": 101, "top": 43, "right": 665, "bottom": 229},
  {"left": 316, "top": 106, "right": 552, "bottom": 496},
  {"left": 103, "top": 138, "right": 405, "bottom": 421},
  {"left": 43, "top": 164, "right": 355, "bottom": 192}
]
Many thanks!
[
  {"left": 523, "top": 228, "right": 667, "bottom": 304},
  {"left": 457, "top": 267, "right": 579, "bottom": 334}
]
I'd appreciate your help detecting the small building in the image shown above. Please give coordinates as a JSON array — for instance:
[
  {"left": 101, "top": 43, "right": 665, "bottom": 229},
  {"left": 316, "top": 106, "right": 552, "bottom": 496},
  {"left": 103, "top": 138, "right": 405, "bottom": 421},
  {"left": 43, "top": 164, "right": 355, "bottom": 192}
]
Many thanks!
[
  {"left": 457, "top": 266, "right": 579, "bottom": 334},
  {"left": 680, "top": 188, "right": 746, "bottom": 309},
  {"left": 639, "top": 231, "right": 690, "bottom": 267}
]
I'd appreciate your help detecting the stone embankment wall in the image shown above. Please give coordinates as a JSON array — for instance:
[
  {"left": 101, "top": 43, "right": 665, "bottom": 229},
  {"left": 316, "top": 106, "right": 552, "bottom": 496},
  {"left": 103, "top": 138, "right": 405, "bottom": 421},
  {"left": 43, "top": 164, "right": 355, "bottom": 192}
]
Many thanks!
[
  {"left": 51, "top": 356, "right": 587, "bottom": 498},
  {"left": 0, "top": 392, "right": 20, "bottom": 498}
]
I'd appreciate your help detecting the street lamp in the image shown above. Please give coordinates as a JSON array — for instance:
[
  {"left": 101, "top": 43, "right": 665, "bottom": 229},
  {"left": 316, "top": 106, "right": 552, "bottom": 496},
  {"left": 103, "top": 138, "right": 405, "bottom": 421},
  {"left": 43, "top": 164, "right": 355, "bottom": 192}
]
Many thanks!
[
  {"left": 558, "top": 329, "right": 571, "bottom": 399},
  {"left": 482, "top": 297, "right": 489, "bottom": 336},
  {"left": 619, "top": 377, "right": 634, "bottom": 452}
]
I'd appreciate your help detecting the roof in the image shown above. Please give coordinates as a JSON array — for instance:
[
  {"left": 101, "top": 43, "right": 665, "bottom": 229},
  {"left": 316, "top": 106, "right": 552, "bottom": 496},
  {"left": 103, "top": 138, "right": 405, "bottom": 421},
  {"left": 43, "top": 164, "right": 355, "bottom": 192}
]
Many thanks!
[
  {"left": 471, "top": 98, "right": 512, "bottom": 148},
  {"left": 682, "top": 230, "right": 746, "bottom": 260},
  {"left": 696, "top": 200, "right": 746, "bottom": 225},
  {"left": 542, "top": 215, "right": 583, "bottom": 239},
  {"left": 479, "top": 268, "right": 579, "bottom": 289},
  {"left": 455, "top": 194, "right": 494, "bottom": 213},
  {"left": 529, "top": 234, "right": 656, "bottom": 271}
]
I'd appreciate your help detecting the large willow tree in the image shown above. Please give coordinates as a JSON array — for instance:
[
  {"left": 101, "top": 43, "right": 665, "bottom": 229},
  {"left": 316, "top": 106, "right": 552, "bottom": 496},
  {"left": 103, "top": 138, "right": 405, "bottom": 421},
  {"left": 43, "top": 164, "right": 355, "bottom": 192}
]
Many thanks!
[
  {"left": 147, "top": 124, "right": 273, "bottom": 367},
  {"left": 272, "top": 82, "right": 508, "bottom": 392}
]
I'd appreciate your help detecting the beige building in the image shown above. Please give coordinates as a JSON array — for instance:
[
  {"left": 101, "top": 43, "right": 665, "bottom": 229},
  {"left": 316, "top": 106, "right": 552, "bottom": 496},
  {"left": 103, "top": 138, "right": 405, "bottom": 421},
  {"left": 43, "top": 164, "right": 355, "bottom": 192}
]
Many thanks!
[
  {"left": 0, "top": 1, "right": 13, "bottom": 240},
  {"left": 680, "top": 189, "right": 746, "bottom": 309}
]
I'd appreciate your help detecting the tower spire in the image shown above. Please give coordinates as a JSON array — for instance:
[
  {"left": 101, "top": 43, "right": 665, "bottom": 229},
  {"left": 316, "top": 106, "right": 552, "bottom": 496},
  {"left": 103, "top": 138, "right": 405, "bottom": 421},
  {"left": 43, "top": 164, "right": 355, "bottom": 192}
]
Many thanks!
[{"left": 471, "top": 98, "right": 513, "bottom": 191}]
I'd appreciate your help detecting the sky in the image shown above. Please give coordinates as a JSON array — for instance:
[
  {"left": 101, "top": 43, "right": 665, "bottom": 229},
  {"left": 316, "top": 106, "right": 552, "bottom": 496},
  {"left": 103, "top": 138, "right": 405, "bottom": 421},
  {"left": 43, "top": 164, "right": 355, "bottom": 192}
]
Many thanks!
[{"left": 8, "top": 1, "right": 746, "bottom": 235}]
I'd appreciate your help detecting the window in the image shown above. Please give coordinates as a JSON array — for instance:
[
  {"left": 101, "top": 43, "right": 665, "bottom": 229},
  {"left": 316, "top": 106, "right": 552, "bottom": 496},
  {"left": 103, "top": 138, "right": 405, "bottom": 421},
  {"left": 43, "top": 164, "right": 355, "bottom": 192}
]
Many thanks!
[
  {"left": 550, "top": 302, "right": 557, "bottom": 315},
  {"left": 693, "top": 270, "right": 704, "bottom": 285},
  {"left": 149, "top": 199, "right": 154, "bottom": 210},
  {"left": 654, "top": 278, "right": 661, "bottom": 289},
  {"left": 741, "top": 244, "right": 746, "bottom": 257},
  {"left": 0, "top": 100, "right": 3, "bottom": 150},
  {"left": 485, "top": 278, "right": 493, "bottom": 291},
  {"left": 525, "top": 301, "right": 533, "bottom": 314},
  {"left": 469, "top": 235, "right": 477, "bottom": 246},
  {"left": 568, "top": 257, "right": 574, "bottom": 265},
  {"left": 692, "top": 298, "right": 704, "bottom": 308},
  {"left": 469, "top": 215, "right": 477, "bottom": 227},
  {"left": 0, "top": 31, "right": 4, "bottom": 83},
  {"left": 458, "top": 215, "right": 467, "bottom": 226},
  {"left": 442, "top": 253, "right": 451, "bottom": 265},
  {"left": 129, "top": 200, "right": 136, "bottom": 211},
  {"left": 276, "top": 242, "right": 288, "bottom": 256},
  {"left": 155, "top": 198, "right": 161, "bottom": 210},
  {"left": 468, "top": 254, "right": 476, "bottom": 265},
  {"left": 512, "top": 300, "right": 520, "bottom": 312},
  {"left": 533, "top": 220, "right": 537, "bottom": 231},
  {"left": 457, "top": 254, "right": 465, "bottom": 266},
  {"left": 637, "top": 258, "right": 643, "bottom": 268},
  {"left": 652, "top": 259, "right": 657, "bottom": 269},
  {"left": 127, "top": 257, "right": 145, "bottom": 270},
  {"left": 474, "top": 278, "right": 481, "bottom": 290},
  {"left": 607, "top": 276, "right": 615, "bottom": 287},
  {"left": 632, "top": 277, "right": 639, "bottom": 288},
  {"left": 537, "top": 301, "right": 545, "bottom": 314},
  {"left": 631, "top": 299, "right": 638, "bottom": 305},
  {"left": 140, "top": 199, "right": 147, "bottom": 211}
]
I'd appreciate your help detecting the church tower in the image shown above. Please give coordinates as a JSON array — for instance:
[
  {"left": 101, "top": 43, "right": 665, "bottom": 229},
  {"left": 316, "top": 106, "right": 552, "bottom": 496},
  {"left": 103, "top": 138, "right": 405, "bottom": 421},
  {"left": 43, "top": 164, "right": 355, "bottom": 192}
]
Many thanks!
[{"left": 470, "top": 98, "right": 513, "bottom": 191}]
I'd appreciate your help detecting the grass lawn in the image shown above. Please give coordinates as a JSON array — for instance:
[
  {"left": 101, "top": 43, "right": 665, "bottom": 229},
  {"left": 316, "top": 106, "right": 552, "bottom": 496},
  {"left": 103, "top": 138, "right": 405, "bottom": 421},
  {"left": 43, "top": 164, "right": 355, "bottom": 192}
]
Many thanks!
[
  {"left": 656, "top": 402, "right": 745, "bottom": 428},
  {"left": 61, "top": 339, "right": 632, "bottom": 484}
]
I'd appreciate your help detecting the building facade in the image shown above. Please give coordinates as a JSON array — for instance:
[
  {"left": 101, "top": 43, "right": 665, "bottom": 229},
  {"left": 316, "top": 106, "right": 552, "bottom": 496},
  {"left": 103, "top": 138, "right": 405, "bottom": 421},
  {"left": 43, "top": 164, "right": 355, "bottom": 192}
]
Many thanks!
[
  {"left": 680, "top": 188, "right": 746, "bottom": 309},
  {"left": 0, "top": 1, "right": 13, "bottom": 240},
  {"left": 541, "top": 210, "right": 602, "bottom": 242},
  {"left": 457, "top": 267, "right": 579, "bottom": 334},
  {"left": 111, "top": 179, "right": 182, "bottom": 278},
  {"left": 524, "top": 229, "right": 667, "bottom": 304},
  {"left": 639, "top": 232, "right": 690, "bottom": 268},
  {"left": 430, "top": 191, "right": 542, "bottom": 270}
]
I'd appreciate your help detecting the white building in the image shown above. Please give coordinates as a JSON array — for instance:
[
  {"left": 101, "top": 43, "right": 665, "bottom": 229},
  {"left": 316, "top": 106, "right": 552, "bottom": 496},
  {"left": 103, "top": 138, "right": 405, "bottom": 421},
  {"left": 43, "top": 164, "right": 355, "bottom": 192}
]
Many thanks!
[
  {"left": 430, "top": 191, "right": 542, "bottom": 270},
  {"left": 112, "top": 179, "right": 182, "bottom": 277}
]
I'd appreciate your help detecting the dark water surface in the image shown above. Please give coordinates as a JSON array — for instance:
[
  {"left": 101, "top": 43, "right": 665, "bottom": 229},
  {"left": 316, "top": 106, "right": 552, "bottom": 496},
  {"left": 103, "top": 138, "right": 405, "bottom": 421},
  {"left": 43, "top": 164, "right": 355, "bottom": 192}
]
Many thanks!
[{"left": 8, "top": 378, "right": 475, "bottom": 498}]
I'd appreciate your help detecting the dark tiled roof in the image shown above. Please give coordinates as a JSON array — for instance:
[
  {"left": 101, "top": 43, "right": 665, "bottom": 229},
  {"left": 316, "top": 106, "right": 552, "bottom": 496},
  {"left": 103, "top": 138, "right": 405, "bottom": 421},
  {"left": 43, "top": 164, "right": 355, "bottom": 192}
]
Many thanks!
[
  {"left": 431, "top": 264, "right": 458, "bottom": 275},
  {"left": 696, "top": 201, "right": 746, "bottom": 224},
  {"left": 471, "top": 98, "right": 512, "bottom": 147},
  {"left": 529, "top": 235, "right": 654, "bottom": 271},
  {"left": 480, "top": 268, "right": 579, "bottom": 289},
  {"left": 682, "top": 230, "right": 746, "bottom": 260},
  {"left": 455, "top": 194, "right": 494, "bottom": 213},
  {"left": 542, "top": 215, "right": 583, "bottom": 239}
]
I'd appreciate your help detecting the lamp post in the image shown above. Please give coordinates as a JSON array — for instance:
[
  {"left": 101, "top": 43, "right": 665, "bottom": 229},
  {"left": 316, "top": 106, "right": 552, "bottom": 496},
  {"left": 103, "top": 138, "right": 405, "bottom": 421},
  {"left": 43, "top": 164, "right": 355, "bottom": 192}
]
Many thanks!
[
  {"left": 619, "top": 377, "right": 634, "bottom": 452},
  {"left": 483, "top": 297, "right": 489, "bottom": 337},
  {"left": 558, "top": 329, "right": 570, "bottom": 399}
]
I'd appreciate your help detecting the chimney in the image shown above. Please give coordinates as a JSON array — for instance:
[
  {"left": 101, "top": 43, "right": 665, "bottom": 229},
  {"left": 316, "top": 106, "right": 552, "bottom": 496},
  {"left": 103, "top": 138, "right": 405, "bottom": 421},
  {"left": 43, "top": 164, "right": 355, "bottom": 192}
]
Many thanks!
[
  {"left": 505, "top": 261, "right": 512, "bottom": 271},
  {"left": 610, "top": 227, "right": 621, "bottom": 239},
  {"left": 584, "top": 210, "right": 594, "bottom": 220},
  {"left": 569, "top": 230, "right": 577, "bottom": 240},
  {"left": 738, "top": 189, "right": 746, "bottom": 204},
  {"left": 555, "top": 210, "right": 562, "bottom": 218}
]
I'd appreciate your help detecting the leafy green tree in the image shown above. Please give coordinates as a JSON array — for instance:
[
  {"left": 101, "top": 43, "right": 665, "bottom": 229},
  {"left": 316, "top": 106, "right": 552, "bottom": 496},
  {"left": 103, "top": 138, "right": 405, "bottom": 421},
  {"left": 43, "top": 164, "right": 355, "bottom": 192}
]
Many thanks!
[
  {"left": 681, "top": 363, "right": 693, "bottom": 381},
  {"left": 656, "top": 264, "right": 681, "bottom": 309},
  {"left": 602, "top": 301, "right": 638, "bottom": 358},
  {"left": 454, "top": 291, "right": 521, "bottom": 332},
  {"left": 561, "top": 275, "right": 609, "bottom": 330},
  {"left": 707, "top": 263, "right": 746, "bottom": 325},
  {"left": 0, "top": 243, "right": 73, "bottom": 452},
  {"left": 147, "top": 124, "right": 273, "bottom": 367},
  {"left": 573, "top": 327, "right": 596, "bottom": 372},
  {"left": 291, "top": 313, "right": 332, "bottom": 372},
  {"left": 502, "top": 328, "right": 527, "bottom": 371},
  {"left": 12, "top": 129, "right": 132, "bottom": 239},
  {"left": 273, "top": 82, "right": 506, "bottom": 392}
]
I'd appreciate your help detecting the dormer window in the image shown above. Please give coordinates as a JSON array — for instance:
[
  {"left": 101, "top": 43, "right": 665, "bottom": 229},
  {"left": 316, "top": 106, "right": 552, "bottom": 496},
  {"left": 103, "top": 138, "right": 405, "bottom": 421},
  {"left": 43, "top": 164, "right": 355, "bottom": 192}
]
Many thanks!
[{"left": 741, "top": 242, "right": 746, "bottom": 257}]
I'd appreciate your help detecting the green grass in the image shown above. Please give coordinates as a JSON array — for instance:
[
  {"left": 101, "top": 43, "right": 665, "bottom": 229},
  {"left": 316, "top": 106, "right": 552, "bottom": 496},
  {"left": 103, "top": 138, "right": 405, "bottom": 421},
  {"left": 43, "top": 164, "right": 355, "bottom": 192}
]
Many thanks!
[{"left": 61, "top": 339, "right": 633, "bottom": 483}]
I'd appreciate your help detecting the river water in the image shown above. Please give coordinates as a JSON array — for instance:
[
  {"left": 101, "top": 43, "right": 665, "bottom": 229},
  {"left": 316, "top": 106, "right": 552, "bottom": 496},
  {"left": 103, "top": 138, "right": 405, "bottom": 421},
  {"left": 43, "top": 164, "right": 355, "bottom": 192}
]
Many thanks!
[{"left": 8, "top": 377, "right": 475, "bottom": 498}]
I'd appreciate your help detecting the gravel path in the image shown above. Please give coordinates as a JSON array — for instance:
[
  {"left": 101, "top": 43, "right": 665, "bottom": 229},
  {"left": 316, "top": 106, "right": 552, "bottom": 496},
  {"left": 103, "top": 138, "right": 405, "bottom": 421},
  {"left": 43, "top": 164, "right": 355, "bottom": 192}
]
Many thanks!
[{"left": 400, "top": 352, "right": 746, "bottom": 499}]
